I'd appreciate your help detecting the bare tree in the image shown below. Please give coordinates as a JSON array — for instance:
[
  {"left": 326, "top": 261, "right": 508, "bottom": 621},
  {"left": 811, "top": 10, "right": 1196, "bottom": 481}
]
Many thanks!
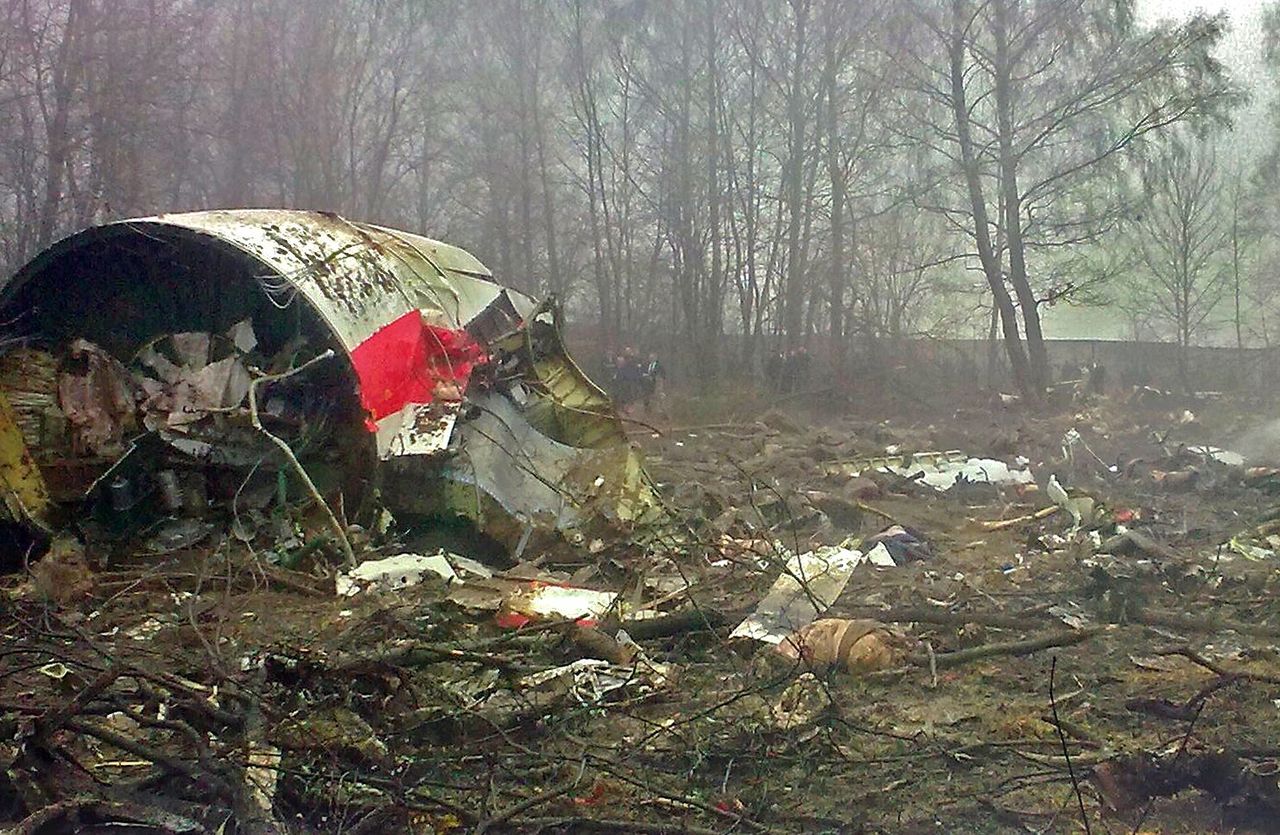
[
  {"left": 0, "top": 0, "right": 1249, "bottom": 394},
  {"left": 894, "top": 0, "right": 1233, "bottom": 398},
  {"left": 1132, "top": 135, "right": 1231, "bottom": 390}
]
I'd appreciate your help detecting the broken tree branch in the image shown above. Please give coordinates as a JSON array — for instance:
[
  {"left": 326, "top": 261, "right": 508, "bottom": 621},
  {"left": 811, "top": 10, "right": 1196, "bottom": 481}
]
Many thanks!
[
  {"left": 1051, "top": 656, "right": 1092, "bottom": 835},
  {"left": 474, "top": 769, "right": 584, "bottom": 834},
  {"left": 980, "top": 506, "right": 1060, "bottom": 530},
  {"left": 839, "top": 605, "right": 1054, "bottom": 629},
  {"left": 36, "top": 665, "right": 121, "bottom": 741},
  {"left": 616, "top": 608, "right": 728, "bottom": 640}
]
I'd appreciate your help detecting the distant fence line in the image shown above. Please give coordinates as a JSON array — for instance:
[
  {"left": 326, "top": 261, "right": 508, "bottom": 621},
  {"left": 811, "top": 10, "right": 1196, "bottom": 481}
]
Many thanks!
[
  {"left": 567, "top": 329, "right": 1276, "bottom": 394},
  {"left": 867, "top": 338, "right": 1273, "bottom": 393}
]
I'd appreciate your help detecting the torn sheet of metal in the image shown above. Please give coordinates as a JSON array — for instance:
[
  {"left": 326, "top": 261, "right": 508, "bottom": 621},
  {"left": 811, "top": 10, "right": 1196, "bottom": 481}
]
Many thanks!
[
  {"left": 407, "top": 389, "right": 662, "bottom": 549},
  {"left": 58, "top": 339, "right": 139, "bottom": 457},
  {"left": 497, "top": 583, "right": 620, "bottom": 628},
  {"left": 350, "top": 309, "right": 485, "bottom": 458},
  {"left": 730, "top": 543, "right": 875, "bottom": 644},
  {"left": 1187, "top": 445, "right": 1246, "bottom": 467},
  {"left": 335, "top": 552, "right": 460, "bottom": 596},
  {"left": 504, "top": 657, "right": 672, "bottom": 706},
  {"left": 829, "top": 450, "right": 1034, "bottom": 492}
]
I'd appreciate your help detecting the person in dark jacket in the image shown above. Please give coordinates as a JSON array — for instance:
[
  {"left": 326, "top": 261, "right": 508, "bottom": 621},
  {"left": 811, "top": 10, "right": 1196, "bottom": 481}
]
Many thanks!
[
  {"left": 614, "top": 348, "right": 643, "bottom": 412},
  {"left": 765, "top": 350, "right": 783, "bottom": 392},
  {"left": 793, "top": 346, "right": 811, "bottom": 391}
]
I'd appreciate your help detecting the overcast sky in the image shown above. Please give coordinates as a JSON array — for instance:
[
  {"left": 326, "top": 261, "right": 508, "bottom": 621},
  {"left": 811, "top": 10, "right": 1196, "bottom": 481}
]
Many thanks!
[
  {"left": 1138, "top": 0, "right": 1270, "bottom": 162},
  {"left": 1137, "top": 0, "right": 1268, "bottom": 21},
  {"left": 1043, "top": 0, "right": 1273, "bottom": 340}
]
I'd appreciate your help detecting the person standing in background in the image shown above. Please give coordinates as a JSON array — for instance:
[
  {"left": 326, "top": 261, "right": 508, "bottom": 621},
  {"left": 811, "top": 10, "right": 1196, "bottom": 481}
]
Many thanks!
[{"left": 642, "top": 352, "right": 667, "bottom": 417}]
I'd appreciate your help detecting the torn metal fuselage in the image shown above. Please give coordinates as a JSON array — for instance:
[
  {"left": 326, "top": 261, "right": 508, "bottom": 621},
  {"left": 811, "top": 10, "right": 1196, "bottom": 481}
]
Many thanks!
[
  {"left": 386, "top": 301, "right": 666, "bottom": 551},
  {"left": 0, "top": 209, "right": 663, "bottom": 557}
]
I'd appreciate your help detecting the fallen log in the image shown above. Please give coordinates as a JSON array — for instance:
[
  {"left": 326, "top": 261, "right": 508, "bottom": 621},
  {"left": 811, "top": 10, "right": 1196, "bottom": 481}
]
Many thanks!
[{"left": 617, "top": 607, "right": 727, "bottom": 640}]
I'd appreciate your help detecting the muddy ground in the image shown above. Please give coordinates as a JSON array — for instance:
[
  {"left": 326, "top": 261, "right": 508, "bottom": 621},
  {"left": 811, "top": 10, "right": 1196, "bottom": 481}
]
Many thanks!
[{"left": 4, "top": 387, "right": 1280, "bottom": 834}]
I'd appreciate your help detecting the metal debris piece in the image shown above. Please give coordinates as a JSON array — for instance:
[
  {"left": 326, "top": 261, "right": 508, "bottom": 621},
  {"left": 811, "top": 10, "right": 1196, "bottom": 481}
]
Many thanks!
[
  {"left": 1187, "top": 445, "right": 1246, "bottom": 467},
  {"left": 832, "top": 450, "right": 1034, "bottom": 492},
  {"left": 57, "top": 339, "right": 139, "bottom": 456},
  {"left": 0, "top": 389, "right": 50, "bottom": 526},
  {"left": 499, "top": 583, "right": 620, "bottom": 627},
  {"left": 507, "top": 657, "right": 671, "bottom": 706},
  {"left": 731, "top": 543, "right": 870, "bottom": 644}
]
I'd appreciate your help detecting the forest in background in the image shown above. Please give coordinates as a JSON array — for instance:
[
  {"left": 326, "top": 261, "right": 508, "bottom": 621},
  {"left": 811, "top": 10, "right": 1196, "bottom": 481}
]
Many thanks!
[{"left": 0, "top": 0, "right": 1276, "bottom": 395}]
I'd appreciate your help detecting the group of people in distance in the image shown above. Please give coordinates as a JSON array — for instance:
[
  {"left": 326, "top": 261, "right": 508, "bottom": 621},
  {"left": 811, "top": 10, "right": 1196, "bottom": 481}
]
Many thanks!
[
  {"left": 605, "top": 347, "right": 666, "bottom": 416},
  {"left": 1060, "top": 359, "right": 1107, "bottom": 395},
  {"left": 765, "top": 346, "right": 812, "bottom": 394}
]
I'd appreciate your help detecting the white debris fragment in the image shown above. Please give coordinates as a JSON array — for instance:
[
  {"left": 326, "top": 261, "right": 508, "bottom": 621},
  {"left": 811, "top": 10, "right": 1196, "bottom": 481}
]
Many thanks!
[
  {"left": 127, "top": 618, "right": 164, "bottom": 641},
  {"left": 445, "top": 554, "right": 494, "bottom": 579},
  {"left": 891, "top": 456, "right": 1033, "bottom": 491},
  {"left": 845, "top": 450, "right": 1033, "bottom": 492},
  {"left": 864, "top": 542, "right": 897, "bottom": 568},
  {"left": 731, "top": 544, "right": 870, "bottom": 644},
  {"left": 503, "top": 585, "right": 618, "bottom": 622},
  {"left": 336, "top": 553, "right": 458, "bottom": 597},
  {"left": 1188, "top": 445, "right": 1246, "bottom": 467},
  {"left": 227, "top": 318, "right": 259, "bottom": 354}
]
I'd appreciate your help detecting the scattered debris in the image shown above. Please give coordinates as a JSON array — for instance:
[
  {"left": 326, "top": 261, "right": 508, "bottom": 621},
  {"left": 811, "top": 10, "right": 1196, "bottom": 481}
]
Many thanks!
[
  {"left": 0, "top": 210, "right": 666, "bottom": 566},
  {"left": 837, "top": 450, "right": 1034, "bottom": 492},
  {"left": 497, "top": 583, "right": 620, "bottom": 628},
  {"left": 4, "top": 215, "right": 1280, "bottom": 832},
  {"left": 861, "top": 524, "right": 933, "bottom": 565},
  {"left": 1187, "top": 444, "right": 1246, "bottom": 467}
]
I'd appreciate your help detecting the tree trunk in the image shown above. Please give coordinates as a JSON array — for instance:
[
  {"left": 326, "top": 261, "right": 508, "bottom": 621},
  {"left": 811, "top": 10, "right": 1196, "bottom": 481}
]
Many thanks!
[
  {"left": 825, "top": 28, "right": 847, "bottom": 370},
  {"left": 781, "top": 0, "right": 810, "bottom": 349},
  {"left": 947, "top": 1, "right": 1030, "bottom": 396},
  {"left": 37, "top": 0, "right": 88, "bottom": 249},
  {"left": 992, "top": 0, "right": 1047, "bottom": 396}
]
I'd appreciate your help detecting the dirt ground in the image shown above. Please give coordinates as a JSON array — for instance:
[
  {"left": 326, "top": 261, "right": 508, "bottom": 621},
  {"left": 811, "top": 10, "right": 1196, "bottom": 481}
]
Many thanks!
[{"left": 5, "top": 386, "right": 1280, "bottom": 834}]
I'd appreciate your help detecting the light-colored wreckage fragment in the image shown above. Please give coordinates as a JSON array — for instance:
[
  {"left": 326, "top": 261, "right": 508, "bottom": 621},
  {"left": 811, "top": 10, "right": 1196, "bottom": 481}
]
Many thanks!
[
  {"left": 732, "top": 542, "right": 888, "bottom": 644},
  {"left": 828, "top": 450, "right": 1034, "bottom": 492}
]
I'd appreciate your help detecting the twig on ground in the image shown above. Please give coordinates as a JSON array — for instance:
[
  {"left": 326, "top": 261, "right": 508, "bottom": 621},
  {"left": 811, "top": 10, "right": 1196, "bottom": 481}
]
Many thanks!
[
  {"left": 36, "top": 665, "right": 121, "bottom": 741},
  {"left": 853, "top": 500, "right": 902, "bottom": 526},
  {"left": 1051, "top": 655, "right": 1092, "bottom": 835},
  {"left": 980, "top": 506, "right": 1060, "bottom": 530},
  {"left": 474, "top": 767, "right": 584, "bottom": 834}
]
